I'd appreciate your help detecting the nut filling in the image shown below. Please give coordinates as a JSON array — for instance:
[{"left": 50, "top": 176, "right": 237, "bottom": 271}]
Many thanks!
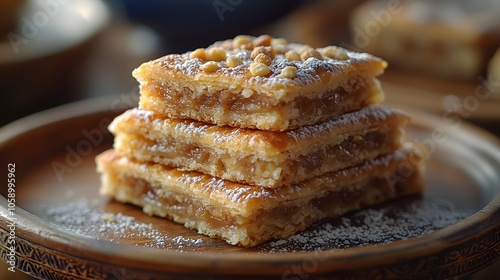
[
  {"left": 109, "top": 106, "right": 409, "bottom": 188},
  {"left": 96, "top": 147, "right": 424, "bottom": 247},
  {"left": 115, "top": 128, "right": 398, "bottom": 188},
  {"left": 139, "top": 76, "right": 382, "bottom": 131}
]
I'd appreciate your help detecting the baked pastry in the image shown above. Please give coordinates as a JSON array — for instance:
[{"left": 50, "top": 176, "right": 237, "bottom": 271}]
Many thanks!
[
  {"left": 134, "top": 34, "right": 387, "bottom": 131},
  {"left": 109, "top": 106, "right": 409, "bottom": 188},
  {"left": 97, "top": 34, "right": 427, "bottom": 247},
  {"left": 96, "top": 145, "right": 425, "bottom": 247},
  {"left": 350, "top": 0, "right": 500, "bottom": 80},
  {"left": 488, "top": 48, "right": 500, "bottom": 100}
]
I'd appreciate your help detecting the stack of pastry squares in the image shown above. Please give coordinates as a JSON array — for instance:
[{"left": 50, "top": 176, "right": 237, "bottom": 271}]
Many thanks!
[{"left": 96, "top": 35, "right": 425, "bottom": 247}]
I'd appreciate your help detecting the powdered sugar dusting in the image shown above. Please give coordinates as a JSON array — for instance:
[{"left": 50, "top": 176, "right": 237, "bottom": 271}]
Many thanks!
[
  {"left": 173, "top": 120, "right": 243, "bottom": 144},
  {"left": 261, "top": 197, "right": 473, "bottom": 252},
  {"left": 35, "top": 195, "right": 474, "bottom": 252},
  {"left": 152, "top": 36, "right": 383, "bottom": 92},
  {"left": 41, "top": 198, "right": 158, "bottom": 242},
  {"left": 317, "top": 146, "right": 413, "bottom": 185},
  {"left": 174, "top": 121, "right": 210, "bottom": 135},
  {"left": 130, "top": 108, "right": 155, "bottom": 122},
  {"left": 171, "top": 236, "right": 204, "bottom": 248},
  {"left": 287, "top": 106, "right": 397, "bottom": 141},
  {"left": 200, "top": 176, "right": 282, "bottom": 203},
  {"left": 37, "top": 197, "right": 204, "bottom": 251}
]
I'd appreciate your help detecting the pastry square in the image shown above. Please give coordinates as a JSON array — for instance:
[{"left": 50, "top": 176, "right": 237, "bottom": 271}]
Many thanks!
[
  {"left": 134, "top": 34, "right": 387, "bottom": 131},
  {"left": 109, "top": 106, "right": 409, "bottom": 188},
  {"left": 488, "top": 48, "right": 500, "bottom": 99},
  {"left": 350, "top": 0, "right": 500, "bottom": 80},
  {"left": 96, "top": 145, "right": 425, "bottom": 247}
]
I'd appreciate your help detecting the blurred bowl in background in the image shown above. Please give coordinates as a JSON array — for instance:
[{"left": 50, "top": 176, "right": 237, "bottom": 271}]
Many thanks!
[
  {"left": 118, "top": 0, "right": 304, "bottom": 53},
  {"left": 1, "top": 0, "right": 110, "bottom": 126}
]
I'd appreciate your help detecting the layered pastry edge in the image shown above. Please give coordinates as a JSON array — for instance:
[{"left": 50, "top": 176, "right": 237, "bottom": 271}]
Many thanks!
[
  {"left": 110, "top": 106, "right": 410, "bottom": 187},
  {"left": 96, "top": 145, "right": 425, "bottom": 247}
]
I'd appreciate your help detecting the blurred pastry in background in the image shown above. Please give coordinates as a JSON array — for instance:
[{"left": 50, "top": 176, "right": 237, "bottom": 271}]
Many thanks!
[
  {"left": 488, "top": 48, "right": 500, "bottom": 100},
  {"left": 0, "top": 0, "right": 26, "bottom": 37},
  {"left": 350, "top": 0, "right": 500, "bottom": 80}
]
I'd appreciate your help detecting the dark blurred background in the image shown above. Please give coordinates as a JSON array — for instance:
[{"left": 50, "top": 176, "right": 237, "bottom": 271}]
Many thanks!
[
  {"left": 1, "top": 0, "right": 500, "bottom": 133},
  {"left": 0, "top": 0, "right": 499, "bottom": 279}
]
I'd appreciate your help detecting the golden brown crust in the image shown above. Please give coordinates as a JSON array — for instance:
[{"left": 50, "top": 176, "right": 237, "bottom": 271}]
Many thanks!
[
  {"left": 133, "top": 35, "right": 386, "bottom": 131},
  {"left": 96, "top": 146, "right": 425, "bottom": 247},
  {"left": 97, "top": 34, "right": 427, "bottom": 247},
  {"left": 109, "top": 106, "right": 409, "bottom": 187}
]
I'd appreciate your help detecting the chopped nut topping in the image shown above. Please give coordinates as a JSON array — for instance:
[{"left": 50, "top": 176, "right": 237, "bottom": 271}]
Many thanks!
[
  {"left": 226, "top": 55, "right": 243, "bottom": 67},
  {"left": 253, "top": 35, "right": 272, "bottom": 47},
  {"left": 201, "top": 61, "right": 219, "bottom": 72},
  {"left": 218, "top": 39, "right": 233, "bottom": 49},
  {"left": 206, "top": 47, "right": 227, "bottom": 61},
  {"left": 271, "top": 38, "right": 288, "bottom": 46},
  {"left": 321, "top": 46, "right": 349, "bottom": 60},
  {"left": 273, "top": 44, "right": 288, "bottom": 54},
  {"left": 298, "top": 45, "right": 313, "bottom": 55},
  {"left": 240, "top": 42, "right": 255, "bottom": 50},
  {"left": 250, "top": 46, "right": 275, "bottom": 60},
  {"left": 271, "top": 38, "right": 288, "bottom": 54},
  {"left": 249, "top": 62, "right": 270, "bottom": 76},
  {"left": 189, "top": 48, "right": 207, "bottom": 60},
  {"left": 285, "top": 50, "right": 302, "bottom": 61},
  {"left": 279, "top": 66, "right": 298, "bottom": 79},
  {"left": 254, "top": 53, "right": 272, "bottom": 66},
  {"left": 233, "top": 35, "right": 253, "bottom": 49},
  {"left": 301, "top": 48, "right": 323, "bottom": 61}
]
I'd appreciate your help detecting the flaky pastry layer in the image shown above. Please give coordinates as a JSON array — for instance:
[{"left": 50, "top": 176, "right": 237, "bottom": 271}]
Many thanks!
[
  {"left": 134, "top": 35, "right": 386, "bottom": 131},
  {"left": 96, "top": 146, "right": 424, "bottom": 247},
  {"left": 110, "top": 106, "right": 409, "bottom": 187}
]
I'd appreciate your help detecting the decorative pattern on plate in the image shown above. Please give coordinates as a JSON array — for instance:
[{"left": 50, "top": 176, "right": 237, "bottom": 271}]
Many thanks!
[{"left": 1, "top": 209, "right": 498, "bottom": 279}]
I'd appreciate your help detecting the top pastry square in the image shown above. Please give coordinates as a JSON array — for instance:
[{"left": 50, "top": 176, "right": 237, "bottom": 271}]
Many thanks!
[{"left": 134, "top": 35, "right": 387, "bottom": 131}]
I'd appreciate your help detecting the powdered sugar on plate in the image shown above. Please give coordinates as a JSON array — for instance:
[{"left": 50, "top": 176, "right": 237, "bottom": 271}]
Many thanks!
[
  {"left": 261, "top": 196, "right": 474, "bottom": 252},
  {"left": 36, "top": 195, "right": 473, "bottom": 252},
  {"left": 37, "top": 197, "right": 204, "bottom": 251}
]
